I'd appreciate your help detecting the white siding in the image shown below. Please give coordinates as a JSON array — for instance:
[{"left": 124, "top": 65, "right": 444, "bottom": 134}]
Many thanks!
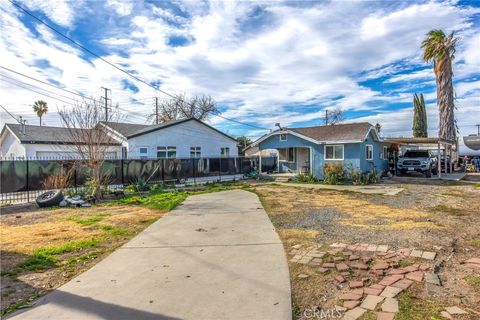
[
  {"left": 127, "top": 120, "right": 238, "bottom": 158},
  {"left": 0, "top": 129, "right": 26, "bottom": 159},
  {"left": 24, "top": 145, "right": 121, "bottom": 159}
]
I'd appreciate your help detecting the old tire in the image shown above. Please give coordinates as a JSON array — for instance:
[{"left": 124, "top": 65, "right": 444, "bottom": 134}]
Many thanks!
[{"left": 36, "top": 190, "right": 64, "bottom": 208}]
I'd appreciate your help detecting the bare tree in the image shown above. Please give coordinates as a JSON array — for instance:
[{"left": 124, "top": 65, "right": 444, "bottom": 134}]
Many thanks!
[
  {"left": 148, "top": 93, "right": 218, "bottom": 124},
  {"left": 325, "top": 108, "right": 344, "bottom": 125},
  {"left": 58, "top": 100, "right": 120, "bottom": 198}
]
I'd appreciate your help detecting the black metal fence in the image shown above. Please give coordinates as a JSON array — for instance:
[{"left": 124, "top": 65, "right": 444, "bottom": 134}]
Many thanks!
[{"left": 0, "top": 156, "right": 277, "bottom": 205}]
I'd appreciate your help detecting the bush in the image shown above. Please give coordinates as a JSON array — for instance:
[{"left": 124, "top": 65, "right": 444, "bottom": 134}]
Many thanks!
[
  {"left": 323, "top": 163, "right": 344, "bottom": 185},
  {"left": 350, "top": 168, "right": 378, "bottom": 185},
  {"left": 295, "top": 174, "right": 319, "bottom": 183}
]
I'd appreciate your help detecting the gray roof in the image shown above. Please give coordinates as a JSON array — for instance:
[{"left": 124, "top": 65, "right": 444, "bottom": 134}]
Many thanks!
[
  {"left": 124, "top": 118, "right": 237, "bottom": 142},
  {"left": 288, "top": 122, "right": 375, "bottom": 142},
  {"left": 99, "top": 121, "right": 150, "bottom": 137},
  {"left": 2, "top": 123, "right": 120, "bottom": 145}
]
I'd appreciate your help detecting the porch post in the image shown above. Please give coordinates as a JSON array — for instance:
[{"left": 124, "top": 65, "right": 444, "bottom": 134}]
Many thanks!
[
  {"left": 309, "top": 147, "right": 313, "bottom": 175},
  {"left": 258, "top": 155, "right": 262, "bottom": 174},
  {"left": 437, "top": 141, "right": 441, "bottom": 178},
  {"left": 276, "top": 150, "right": 280, "bottom": 173},
  {"left": 444, "top": 144, "right": 447, "bottom": 175},
  {"left": 449, "top": 144, "right": 453, "bottom": 173}
]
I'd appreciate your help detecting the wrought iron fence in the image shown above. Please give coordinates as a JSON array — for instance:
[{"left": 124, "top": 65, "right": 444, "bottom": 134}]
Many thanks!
[{"left": 0, "top": 156, "right": 277, "bottom": 205}]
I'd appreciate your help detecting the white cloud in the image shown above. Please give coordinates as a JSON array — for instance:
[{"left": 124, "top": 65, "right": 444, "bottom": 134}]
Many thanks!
[
  {"left": 22, "top": 0, "right": 84, "bottom": 28},
  {"left": 0, "top": 0, "right": 479, "bottom": 140}
]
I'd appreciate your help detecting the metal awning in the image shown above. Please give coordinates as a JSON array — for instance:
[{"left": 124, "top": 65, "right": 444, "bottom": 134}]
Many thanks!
[{"left": 384, "top": 137, "right": 456, "bottom": 145}]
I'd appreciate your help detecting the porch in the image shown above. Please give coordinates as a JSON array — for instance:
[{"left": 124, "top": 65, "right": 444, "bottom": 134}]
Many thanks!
[{"left": 260, "top": 147, "right": 311, "bottom": 175}]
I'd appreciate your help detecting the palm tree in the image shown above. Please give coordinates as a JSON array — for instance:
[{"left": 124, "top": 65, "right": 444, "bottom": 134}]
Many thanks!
[
  {"left": 421, "top": 29, "right": 457, "bottom": 140},
  {"left": 33, "top": 100, "right": 48, "bottom": 126}
]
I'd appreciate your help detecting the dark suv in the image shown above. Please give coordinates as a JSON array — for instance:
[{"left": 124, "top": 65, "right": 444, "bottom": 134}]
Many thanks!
[{"left": 397, "top": 150, "right": 438, "bottom": 178}]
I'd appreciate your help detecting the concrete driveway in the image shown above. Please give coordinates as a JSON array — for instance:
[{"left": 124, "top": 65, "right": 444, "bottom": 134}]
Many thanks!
[{"left": 10, "top": 190, "right": 291, "bottom": 320}]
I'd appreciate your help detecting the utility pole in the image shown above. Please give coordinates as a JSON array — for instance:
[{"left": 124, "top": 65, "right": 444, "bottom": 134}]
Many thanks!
[
  {"left": 155, "top": 97, "right": 159, "bottom": 125},
  {"left": 325, "top": 109, "right": 328, "bottom": 126},
  {"left": 101, "top": 87, "right": 111, "bottom": 122},
  {"left": 476, "top": 124, "right": 480, "bottom": 136}
]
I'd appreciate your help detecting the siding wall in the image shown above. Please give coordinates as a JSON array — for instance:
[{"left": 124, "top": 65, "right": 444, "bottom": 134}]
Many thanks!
[
  {"left": 258, "top": 130, "right": 388, "bottom": 178},
  {"left": 127, "top": 120, "right": 238, "bottom": 158},
  {"left": 0, "top": 130, "right": 26, "bottom": 158}
]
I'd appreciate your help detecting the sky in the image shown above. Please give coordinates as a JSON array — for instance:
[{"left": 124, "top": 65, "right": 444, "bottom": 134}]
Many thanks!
[{"left": 0, "top": 0, "right": 479, "bottom": 150}]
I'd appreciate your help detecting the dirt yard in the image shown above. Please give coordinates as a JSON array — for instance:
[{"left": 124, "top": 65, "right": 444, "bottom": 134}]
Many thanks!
[
  {"left": 253, "top": 179, "right": 480, "bottom": 319},
  {"left": 0, "top": 203, "right": 167, "bottom": 316}
]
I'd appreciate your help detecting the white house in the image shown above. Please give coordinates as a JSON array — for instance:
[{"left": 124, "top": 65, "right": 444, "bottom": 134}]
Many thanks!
[
  {"left": 99, "top": 118, "right": 238, "bottom": 159},
  {"left": 0, "top": 123, "right": 121, "bottom": 159},
  {"left": 1, "top": 118, "right": 238, "bottom": 160}
]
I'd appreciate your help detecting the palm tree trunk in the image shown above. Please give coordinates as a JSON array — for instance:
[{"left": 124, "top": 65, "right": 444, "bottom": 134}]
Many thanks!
[
  {"left": 39, "top": 115, "right": 42, "bottom": 126},
  {"left": 435, "top": 58, "right": 455, "bottom": 140}
]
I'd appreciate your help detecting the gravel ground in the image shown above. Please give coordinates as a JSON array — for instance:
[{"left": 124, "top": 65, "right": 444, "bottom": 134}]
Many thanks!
[{"left": 254, "top": 180, "right": 480, "bottom": 317}]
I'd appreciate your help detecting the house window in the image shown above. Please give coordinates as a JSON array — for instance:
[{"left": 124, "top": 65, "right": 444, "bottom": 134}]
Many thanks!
[
  {"left": 280, "top": 133, "right": 287, "bottom": 141},
  {"left": 382, "top": 146, "right": 388, "bottom": 160},
  {"left": 220, "top": 147, "right": 230, "bottom": 157},
  {"left": 325, "top": 145, "right": 344, "bottom": 160},
  {"left": 121, "top": 147, "right": 128, "bottom": 159},
  {"left": 190, "top": 147, "right": 201, "bottom": 158},
  {"left": 288, "top": 147, "right": 295, "bottom": 162},
  {"left": 157, "top": 146, "right": 176, "bottom": 159},
  {"left": 366, "top": 144, "right": 373, "bottom": 160},
  {"left": 139, "top": 147, "right": 148, "bottom": 159}
]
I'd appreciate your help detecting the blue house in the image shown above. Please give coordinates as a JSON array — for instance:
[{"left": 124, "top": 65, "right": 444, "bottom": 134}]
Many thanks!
[{"left": 252, "top": 122, "right": 390, "bottom": 179}]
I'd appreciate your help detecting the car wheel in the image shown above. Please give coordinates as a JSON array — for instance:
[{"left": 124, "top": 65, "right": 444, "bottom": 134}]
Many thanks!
[{"left": 36, "top": 190, "right": 64, "bottom": 207}]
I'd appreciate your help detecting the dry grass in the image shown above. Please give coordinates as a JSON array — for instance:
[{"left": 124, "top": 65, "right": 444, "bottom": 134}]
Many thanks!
[
  {"left": 0, "top": 204, "right": 167, "bottom": 316},
  {"left": 255, "top": 185, "right": 437, "bottom": 230},
  {"left": 0, "top": 206, "right": 163, "bottom": 255},
  {"left": 253, "top": 183, "right": 480, "bottom": 319}
]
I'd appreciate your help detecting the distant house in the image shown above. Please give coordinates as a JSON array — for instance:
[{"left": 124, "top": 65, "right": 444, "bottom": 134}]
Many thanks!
[
  {"left": 0, "top": 123, "right": 121, "bottom": 159},
  {"left": 1, "top": 118, "right": 238, "bottom": 160},
  {"left": 251, "top": 122, "right": 389, "bottom": 178}
]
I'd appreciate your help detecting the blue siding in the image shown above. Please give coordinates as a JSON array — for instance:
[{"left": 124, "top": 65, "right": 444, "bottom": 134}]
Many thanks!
[
  {"left": 258, "top": 131, "right": 389, "bottom": 179},
  {"left": 359, "top": 131, "right": 389, "bottom": 173}
]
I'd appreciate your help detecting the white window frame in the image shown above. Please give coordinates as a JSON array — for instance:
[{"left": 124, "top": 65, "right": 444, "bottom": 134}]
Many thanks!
[
  {"left": 324, "top": 145, "right": 344, "bottom": 160},
  {"left": 157, "top": 146, "right": 176, "bottom": 159},
  {"left": 279, "top": 133, "right": 287, "bottom": 141},
  {"left": 220, "top": 147, "right": 230, "bottom": 157},
  {"left": 139, "top": 147, "right": 148, "bottom": 159},
  {"left": 366, "top": 144, "right": 373, "bottom": 161},
  {"left": 190, "top": 147, "right": 201, "bottom": 158},
  {"left": 382, "top": 146, "right": 388, "bottom": 160}
]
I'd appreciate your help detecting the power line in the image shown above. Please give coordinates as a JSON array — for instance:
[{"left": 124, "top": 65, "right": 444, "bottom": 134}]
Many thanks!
[
  {"left": 0, "top": 104, "right": 21, "bottom": 123},
  {"left": 0, "top": 66, "right": 145, "bottom": 118},
  {"left": 0, "top": 73, "right": 78, "bottom": 102},
  {"left": 8, "top": 1, "right": 270, "bottom": 131},
  {"left": 1, "top": 77, "right": 74, "bottom": 105}
]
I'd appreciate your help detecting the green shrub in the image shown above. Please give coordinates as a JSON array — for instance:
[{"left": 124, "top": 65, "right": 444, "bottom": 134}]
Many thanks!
[
  {"left": 346, "top": 167, "right": 378, "bottom": 185},
  {"left": 323, "top": 163, "right": 344, "bottom": 185},
  {"left": 295, "top": 174, "right": 319, "bottom": 183}
]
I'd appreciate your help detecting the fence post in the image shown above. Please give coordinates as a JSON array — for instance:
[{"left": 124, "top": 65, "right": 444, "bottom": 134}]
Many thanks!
[
  {"left": 161, "top": 159, "right": 165, "bottom": 182},
  {"left": 26, "top": 159, "right": 29, "bottom": 202},
  {"left": 219, "top": 158, "right": 222, "bottom": 182},
  {"left": 120, "top": 158, "right": 125, "bottom": 187},
  {"left": 193, "top": 158, "right": 196, "bottom": 185},
  {"left": 74, "top": 168, "right": 78, "bottom": 192}
]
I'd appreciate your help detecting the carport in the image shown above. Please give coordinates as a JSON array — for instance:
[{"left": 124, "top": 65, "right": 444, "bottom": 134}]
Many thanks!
[{"left": 385, "top": 137, "right": 457, "bottom": 178}]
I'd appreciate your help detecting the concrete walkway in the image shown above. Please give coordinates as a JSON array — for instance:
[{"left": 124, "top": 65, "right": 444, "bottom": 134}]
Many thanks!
[
  {"left": 275, "top": 182, "right": 404, "bottom": 196},
  {"left": 10, "top": 190, "right": 291, "bottom": 320}
]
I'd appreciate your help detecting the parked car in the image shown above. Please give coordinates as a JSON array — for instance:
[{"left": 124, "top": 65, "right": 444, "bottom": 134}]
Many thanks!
[{"left": 397, "top": 150, "right": 438, "bottom": 178}]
